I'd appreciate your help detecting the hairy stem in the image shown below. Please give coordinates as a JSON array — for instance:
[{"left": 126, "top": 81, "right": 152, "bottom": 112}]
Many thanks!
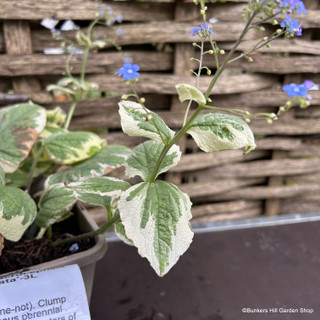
[{"left": 51, "top": 211, "right": 120, "bottom": 247}]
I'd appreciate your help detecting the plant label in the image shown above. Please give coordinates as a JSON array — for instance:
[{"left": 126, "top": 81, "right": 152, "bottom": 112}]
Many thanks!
[{"left": 0, "top": 264, "right": 91, "bottom": 320}]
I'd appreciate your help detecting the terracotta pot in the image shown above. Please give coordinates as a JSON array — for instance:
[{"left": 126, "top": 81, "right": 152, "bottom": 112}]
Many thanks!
[{"left": 0, "top": 204, "right": 107, "bottom": 303}]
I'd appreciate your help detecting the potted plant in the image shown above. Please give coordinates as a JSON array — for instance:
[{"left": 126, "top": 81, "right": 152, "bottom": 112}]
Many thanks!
[
  {"left": 0, "top": 0, "right": 317, "bottom": 300},
  {"left": 0, "top": 5, "right": 128, "bottom": 301}
]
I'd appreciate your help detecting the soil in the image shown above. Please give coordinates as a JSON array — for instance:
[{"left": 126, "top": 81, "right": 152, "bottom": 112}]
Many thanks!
[{"left": 0, "top": 215, "right": 95, "bottom": 275}]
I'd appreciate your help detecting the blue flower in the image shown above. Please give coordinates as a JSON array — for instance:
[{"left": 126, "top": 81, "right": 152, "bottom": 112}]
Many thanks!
[
  {"left": 189, "top": 22, "right": 216, "bottom": 37},
  {"left": 283, "top": 80, "right": 315, "bottom": 97},
  {"left": 280, "top": 0, "right": 307, "bottom": 14},
  {"left": 281, "top": 16, "right": 302, "bottom": 36},
  {"left": 115, "top": 63, "right": 140, "bottom": 80}
]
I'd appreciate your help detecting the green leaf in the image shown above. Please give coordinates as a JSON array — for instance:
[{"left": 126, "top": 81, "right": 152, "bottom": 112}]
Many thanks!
[
  {"left": 0, "top": 167, "right": 4, "bottom": 185},
  {"left": 44, "top": 131, "right": 106, "bottom": 164},
  {"left": 0, "top": 103, "right": 46, "bottom": 173},
  {"left": 0, "top": 186, "right": 37, "bottom": 241},
  {"left": 175, "top": 84, "right": 206, "bottom": 105},
  {"left": 187, "top": 113, "right": 256, "bottom": 154},
  {"left": 118, "top": 181, "right": 194, "bottom": 276},
  {"left": 45, "top": 145, "right": 131, "bottom": 188},
  {"left": 37, "top": 177, "right": 130, "bottom": 227},
  {"left": 119, "top": 101, "right": 175, "bottom": 144},
  {"left": 125, "top": 141, "right": 181, "bottom": 181}
]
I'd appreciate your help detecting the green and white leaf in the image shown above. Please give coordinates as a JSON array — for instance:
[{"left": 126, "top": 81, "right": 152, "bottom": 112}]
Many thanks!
[
  {"left": 118, "top": 181, "right": 194, "bottom": 276},
  {"left": 119, "top": 101, "right": 175, "bottom": 144},
  {"left": 187, "top": 113, "right": 256, "bottom": 154},
  {"left": 44, "top": 131, "right": 106, "bottom": 164},
  {"left": 40, "top": 126, "right": 66, "bottom": 139},
  {"left": 37, "top": 177, "right": 130, "bottom": 227},
  {"left": 45, "top": 145, "right": 131, "bottom": 188},
  {"left": 0, "top": 103, "right": 46, "bottom": 173},
  {"left": 70, "top": 177, "right": 130, "bottom": 204},
  {"left": 0, "top": 186, "right": 37, "bottom": 241},
  {"left": 114, "top": 212, "right": 134, "bottom": 246},
  {"left": 125, "top": 141, "right": 181, "bottom": 181},
  {"left": 175, "top": 83, "right": 206, "bottom": 105},
  {"left": 37, "top": 183, "right": 77, "bottom": 228}
]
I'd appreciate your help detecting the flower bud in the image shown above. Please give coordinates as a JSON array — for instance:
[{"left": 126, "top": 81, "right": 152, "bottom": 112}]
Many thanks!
[
  {"left": 220, "top": 50, "right": 225, "bottom": 55},
  {"left": 262, "top": 37, "right": 268, "bottom": 41},
  {"left": 140, "top": 97, "right": 146, "bottom": 104}
]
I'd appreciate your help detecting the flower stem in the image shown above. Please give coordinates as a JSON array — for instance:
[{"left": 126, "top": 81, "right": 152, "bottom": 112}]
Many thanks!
[
  {"left": 204, "top": 11, "right": 257, "bottom": 100},
  {"left": 64, "top": 100, "right": 78, "bottom": 130}
]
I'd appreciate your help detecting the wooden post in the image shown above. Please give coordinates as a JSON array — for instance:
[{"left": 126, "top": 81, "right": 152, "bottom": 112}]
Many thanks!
[{"left": 3, "top": 20, "right": 41, "bottom": 94}]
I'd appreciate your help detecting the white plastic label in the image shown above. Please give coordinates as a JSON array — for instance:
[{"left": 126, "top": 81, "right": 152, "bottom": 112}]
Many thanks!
[{"left": 0, "top": 264, "right": 91, "bottom": 320}]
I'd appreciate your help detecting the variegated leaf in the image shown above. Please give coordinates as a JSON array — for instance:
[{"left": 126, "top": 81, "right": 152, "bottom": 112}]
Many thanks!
[
  {"left": 119, "top": 101, "right": 175, "bottom": 144},
  {"left": 45, "top": 145, "right": 131, "bottom": 188},
  {"left": 0, "top": 103, "right": 46, "bottom": 173},
  {"left": 187, "top": 113, "right": 256, "bottom": 154},
  {"left": 0, "top": 186, "right": 37, "bottom": 241},
  {"left": 44, "top": 131, "right": 106, "bottom": 164},
  {"left": 114, "top": 217, "right": 134, "bottom": 246},
  {"left": 37, "top": 177, "right": 130, "bottom": 227},
  {"left": 125, "top": 141, "right": 181, "bottom": 181},
  {"left": 70, "top": 177, "right": 130, "bottom": 204},
  {"left": 37, "top": 183, "right": 77, "bottom": 228},
  {"left": 176, "top": 83, "right": 206, "bottom": 105},
  {"left": 118, "top": 181, "right": 194, "bottom": 276}
]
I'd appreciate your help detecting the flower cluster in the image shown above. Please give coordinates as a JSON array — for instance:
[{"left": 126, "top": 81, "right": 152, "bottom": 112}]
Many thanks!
[
  {"left": 189, "top": 22, "right": 216, "bottom": 38},
  {"left": 283, "top": 80, "right": 316, "bottom": 99},
  {"left": 281, "top": 16, "right": 302, "bottom": 36}
]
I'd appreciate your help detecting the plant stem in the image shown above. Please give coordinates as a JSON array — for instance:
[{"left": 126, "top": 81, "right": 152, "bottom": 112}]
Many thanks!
[
  {"left": 149, "top": 104, "right": 204, "bottom": 183},
  {"left": 227, "top": 31, "right": 285, "bottom": 65},
  {"left": 26, "top": 143, "right": 44, "bottom": 193},
  {"left": 64, "top": 99, "right": 78, "bottom": 130},
  {"left": 80, "top": 47, "right": 90, "bottom": 83},
  {"left": 204, "top": 11, "right": 257, "bottom": 100},
  {"left": 51, "top": 211, "right": 121, "bottom": 247}
]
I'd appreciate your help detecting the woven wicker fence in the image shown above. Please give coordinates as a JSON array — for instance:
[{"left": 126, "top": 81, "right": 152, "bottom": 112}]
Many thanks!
[{"left": 1, "top": 0, "right": 320, "bottom": 225}]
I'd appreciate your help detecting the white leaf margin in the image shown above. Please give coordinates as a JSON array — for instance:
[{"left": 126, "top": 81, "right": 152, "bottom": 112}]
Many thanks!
[
  {"left": 118, "top": 100, "right": 175, "bottom": 143},
  {"left": 118, "top": 182, "right": 194, "bottom": 276}
]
